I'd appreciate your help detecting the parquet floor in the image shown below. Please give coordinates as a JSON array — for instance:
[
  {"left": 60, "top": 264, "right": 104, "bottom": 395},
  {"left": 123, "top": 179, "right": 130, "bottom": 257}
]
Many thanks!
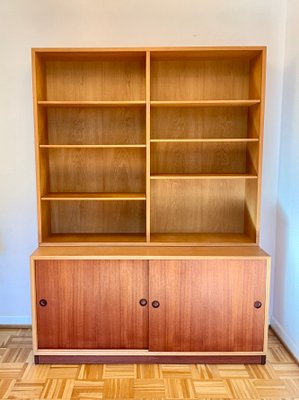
[{"left": 0, "top": 328, "right": 298, "bottom": 399}]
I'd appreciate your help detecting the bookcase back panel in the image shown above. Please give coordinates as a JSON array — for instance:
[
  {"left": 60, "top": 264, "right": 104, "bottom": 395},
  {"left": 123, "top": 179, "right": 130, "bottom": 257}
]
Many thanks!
[
  {"left": 151, "top": 59, "right": 250, "bottom": 100},
  {"left": 151, "top": 107, "right": 248, "bottom": 139},
  {"left": 45, "top": 107, "right": 145, "bottom": 145},
  {"left": 151, "top": 179, "right": 246, "bottom": 234},
  {"left": 49, "top": 201, "right": 146, "bottom": 234},
  {"left": 47, "top": 148, "right": 145, "bottom": 192},
  {"left": 44, "top": 60, "right": 146, "bottom": 101},
  {"left": 151, "top": 142, "right": 256, "bottom": 174}
]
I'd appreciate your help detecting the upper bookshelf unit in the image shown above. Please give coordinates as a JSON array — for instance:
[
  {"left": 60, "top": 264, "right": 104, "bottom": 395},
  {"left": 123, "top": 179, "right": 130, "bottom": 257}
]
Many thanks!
[{"left": 32, "top": 47, "right": 266, "bottom": 246}]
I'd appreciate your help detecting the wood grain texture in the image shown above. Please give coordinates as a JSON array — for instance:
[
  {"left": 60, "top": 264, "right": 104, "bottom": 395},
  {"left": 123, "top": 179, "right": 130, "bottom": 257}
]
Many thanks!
[
  {"left": 149, "top": 260, "right": 267, "bottom": 352},
  {"left": 47, "top": 148, "right": 145, "bottom": 193},
  {"left": 30, "top": 245, "right": 270, "bottom": 259},
  {"left": 42, "top": 233, "right": 146, "bottom": 244},
  {"left": 150, "top": 59, "right": 250, "bottom": 100},
  {"left": 35, "top": 260, "right": 148, "bottom": 349},
  {"left": 151, "top": 179, "right": 246, "bottom": 234},
  {"left": 44, "top": 59, "right": 146, "bottom": 101},
  {"left": 49, "top": 200, "right": 146, "bottom": 234},
  {"left": 46, "top": 106, "right": 145, "bottom": 145},
  {"left": 151, "top": 142, "right": 248, "bottom": 174}
]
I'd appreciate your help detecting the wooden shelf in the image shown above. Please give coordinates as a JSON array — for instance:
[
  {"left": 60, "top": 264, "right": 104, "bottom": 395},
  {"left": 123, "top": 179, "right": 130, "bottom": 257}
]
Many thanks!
[
  {"left": 150, "top": 138, "right": 259, "bottom": 143},
  {"left": 38, "top": 101, "right": 146, "bottom": 107},
  {"left": 150, "top": 233, "right": 256, "bottom": 245},
  {"left": 41, "top": 193, "right": 146, "bottom": 201},
  {"left": 150, "top": 100, "right": 260, "bottom": 107},
  {"left": 40, "top": 144, "right": 146, "bottom": 148},
  {"left": 150, "top": 174, "right": 258, "bottom": 180},
  {"left": 42, "top": 233, "right": 146, "bottom": 244}
]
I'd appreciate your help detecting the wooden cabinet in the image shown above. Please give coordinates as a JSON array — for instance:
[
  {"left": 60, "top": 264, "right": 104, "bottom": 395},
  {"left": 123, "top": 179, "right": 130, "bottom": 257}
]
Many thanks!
[
  {"left": 31, "top": 247, "right": 270, "bottom": 364},
  {"left": 30, "top": 47, "right": 270, "bottom": 364}
]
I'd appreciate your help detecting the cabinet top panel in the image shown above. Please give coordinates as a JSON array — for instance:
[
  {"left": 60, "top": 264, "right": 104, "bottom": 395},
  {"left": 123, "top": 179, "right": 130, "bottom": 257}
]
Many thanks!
[
  {"left": 32, "top": 47, "right": 266, "bottom": 60},
  {"left": 31, "top": 246, "right": 270, "bottom": 260}
]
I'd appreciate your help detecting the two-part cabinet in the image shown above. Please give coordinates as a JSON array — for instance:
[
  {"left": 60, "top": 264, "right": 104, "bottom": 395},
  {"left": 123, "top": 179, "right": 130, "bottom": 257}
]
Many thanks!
[{"left": 30, "top": 47, "right": 270, "bottom": 364}]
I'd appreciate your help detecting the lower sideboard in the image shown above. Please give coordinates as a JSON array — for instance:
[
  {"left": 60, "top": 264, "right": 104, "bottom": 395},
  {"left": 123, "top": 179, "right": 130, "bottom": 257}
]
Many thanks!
[{"left": 30, "top": 246, "right": 270, "bottom": 364}]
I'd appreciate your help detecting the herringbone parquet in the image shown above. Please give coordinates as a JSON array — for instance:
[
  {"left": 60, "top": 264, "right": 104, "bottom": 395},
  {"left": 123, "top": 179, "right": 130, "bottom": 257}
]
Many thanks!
[{"left": 0, "top": 328, "right": 298, "bottom": 399}]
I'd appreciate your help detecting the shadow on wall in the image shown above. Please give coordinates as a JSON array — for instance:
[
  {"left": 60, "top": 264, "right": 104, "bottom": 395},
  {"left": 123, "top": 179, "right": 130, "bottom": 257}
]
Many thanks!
[{"left": 274, "top": 205, "right": 288, "bottom": 327}]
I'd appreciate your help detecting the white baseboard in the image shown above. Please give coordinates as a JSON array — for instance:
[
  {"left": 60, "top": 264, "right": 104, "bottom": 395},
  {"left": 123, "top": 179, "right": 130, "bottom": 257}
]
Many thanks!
[
  {"left": 271, "top": 317, "right": 299, "bottom": 361},
  {"left": 0, "top": 316, "right": 31, "bottom": 325}
]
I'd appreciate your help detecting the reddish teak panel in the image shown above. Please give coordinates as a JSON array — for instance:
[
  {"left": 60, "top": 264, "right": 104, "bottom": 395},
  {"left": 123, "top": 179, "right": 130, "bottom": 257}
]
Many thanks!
[
  {"left": 149, "top": 260, "right": 267, "bottom": 352},
  {"left": 35, "top": 260, "right": 148, "bottom": 349}
]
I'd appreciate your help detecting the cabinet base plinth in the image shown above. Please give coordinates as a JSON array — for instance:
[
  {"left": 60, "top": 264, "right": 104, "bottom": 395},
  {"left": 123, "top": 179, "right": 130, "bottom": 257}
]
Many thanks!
[{"left": 34, "top": 354, "right": 266, "bottom": 365}]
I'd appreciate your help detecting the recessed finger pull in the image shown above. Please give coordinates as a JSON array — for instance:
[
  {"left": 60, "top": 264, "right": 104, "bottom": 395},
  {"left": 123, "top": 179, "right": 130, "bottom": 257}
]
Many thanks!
[
  {"left": 39, "top": 299, "right": 47, "bottom": 307},
  {"left": 151, "top": 300, "right": 160, "bottom": 308},
  {"left": 254, "top": 301, "right": 262, "bottom": 309},
  {"left": 139, "top": 298, "right": 148, "bottom": 306}
]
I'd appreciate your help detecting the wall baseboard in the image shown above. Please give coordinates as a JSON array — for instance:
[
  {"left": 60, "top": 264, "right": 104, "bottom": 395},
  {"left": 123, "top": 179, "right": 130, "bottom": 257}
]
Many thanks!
[
  {"left": 270, "top": 318, "right": 299, "bottom": 363},
  {"left": 0, "top": 316, "right": 31, "bottom": 325}
]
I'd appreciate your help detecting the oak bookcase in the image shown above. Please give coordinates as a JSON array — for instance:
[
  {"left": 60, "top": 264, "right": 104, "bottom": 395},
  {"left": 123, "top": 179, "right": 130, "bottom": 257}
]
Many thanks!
[{"left": 31, "top": 47, "right": 270, "bottom": 364}]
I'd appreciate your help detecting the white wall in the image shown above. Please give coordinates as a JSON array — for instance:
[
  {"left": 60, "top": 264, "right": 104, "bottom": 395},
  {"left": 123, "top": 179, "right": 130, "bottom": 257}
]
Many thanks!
[
  {"left": 271, "top": 0, "right": 299, "bottom": 360},
  {"left": 0, "top": 1, "right": 286, "bottom": 323}
]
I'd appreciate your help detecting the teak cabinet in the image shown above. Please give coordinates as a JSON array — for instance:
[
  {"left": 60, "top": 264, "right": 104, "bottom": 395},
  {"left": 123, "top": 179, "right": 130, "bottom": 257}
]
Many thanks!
[
  {"left": 31, "top": 247, "right": 270, "bottom": 364},
  {"left": 30, "top": 47, "right": 270, "bottom": 364}
]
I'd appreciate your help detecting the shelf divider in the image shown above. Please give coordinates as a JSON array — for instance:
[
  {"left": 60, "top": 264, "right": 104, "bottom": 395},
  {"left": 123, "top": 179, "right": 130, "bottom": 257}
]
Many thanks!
[{"left": 146, "top": 51, "right": 151, "bottom": 242}]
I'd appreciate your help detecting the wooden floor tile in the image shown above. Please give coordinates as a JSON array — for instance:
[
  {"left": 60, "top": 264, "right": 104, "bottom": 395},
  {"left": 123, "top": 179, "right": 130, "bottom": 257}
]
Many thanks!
[
  {"left": 137, "top": 365, "right": 162, "bottom": 379},
  {"left": 193, "top": 379, "right": 232, "bottom": 398},
  {"left": 66, "top": 379, "right": 104, "bottom": 399},
  {"left": 0, "top": 328, "right": 298, "bottom": 399},
  {"left": 77, "top": 364, "right": 104, "bottom": 380},
  {"left": 160, "top": 365, "right": 194, "bottom": 378},
  {"left": 252, "top": 378, "right": 293, "bottom": 398},
  {"left": 39, "top": 378, "right": 74, "bottom": 399},
  {"left": 164, "top": 378, "right": 196, "bottom": 399},
  {"left": 103, "top": 364, "right": 137, "bottom": 379},
  {"left": 226, "top": 378, "right": 259, "bottom": 399},
  {"left": 103, "top": 378, "right": 134, "bottom": 398},
  {"left": 133, "top": 379, "right": 165, "bottom": 398},
  {"left": 47, "top": 365, "right": 79, "bottom": 379}
]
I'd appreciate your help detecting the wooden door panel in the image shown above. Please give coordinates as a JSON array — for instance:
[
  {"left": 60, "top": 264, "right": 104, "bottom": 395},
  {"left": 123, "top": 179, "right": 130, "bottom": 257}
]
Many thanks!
[
  {"left": 149, "top": 260, "right": 267, "bottom": 352},
  {"left": 35, "top": 260, "right": 148, "bottom": 349}
]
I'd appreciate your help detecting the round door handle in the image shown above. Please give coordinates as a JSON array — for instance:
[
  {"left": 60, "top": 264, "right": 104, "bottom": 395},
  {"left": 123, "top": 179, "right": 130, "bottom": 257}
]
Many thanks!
[
  {"left": 254, "top": 301, "right": 262, "bottom": 309},
  {"left": 139, "top": 298, "right": 148, "bottom": 307},
  {"left": 39, "top": 299, "right": 47, "bottom": 307},
  {"left": 151, "top": 300, "right": 160, "bottom": 308}
]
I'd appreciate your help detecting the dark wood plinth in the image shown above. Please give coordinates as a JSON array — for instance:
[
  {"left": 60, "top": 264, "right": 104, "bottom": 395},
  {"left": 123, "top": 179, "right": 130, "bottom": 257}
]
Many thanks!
[{"left": 35, "top": 354, "right": 266, "bottom": 365}]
